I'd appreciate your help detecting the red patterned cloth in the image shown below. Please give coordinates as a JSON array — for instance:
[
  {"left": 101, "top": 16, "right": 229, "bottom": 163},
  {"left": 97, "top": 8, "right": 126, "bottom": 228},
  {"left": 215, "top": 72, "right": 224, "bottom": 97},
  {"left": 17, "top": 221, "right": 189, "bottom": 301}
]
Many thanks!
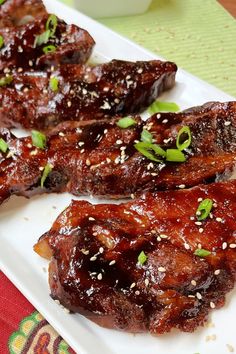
[{"left": 0, "top": 271, "right": 74, "bottom": 354}]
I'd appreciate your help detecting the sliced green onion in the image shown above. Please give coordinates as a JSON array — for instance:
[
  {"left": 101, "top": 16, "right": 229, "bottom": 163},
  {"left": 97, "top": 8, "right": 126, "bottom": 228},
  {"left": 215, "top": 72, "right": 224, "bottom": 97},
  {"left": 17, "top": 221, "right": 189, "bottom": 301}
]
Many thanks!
[
  {"left": 31, "top": 130, "right": 47, "bottom": 149},
  {"left": 40, "top": 164, "right": 52, "bottom": 188},
  {"left": 49, "top": 76, "right": 59, "bottom": 92},
  {"left": 138, "top": 251, "right": 147, "bottom": 265},
  {"left": 46, "top": 14, "right": 58, "bottom": 37},
  {"left": 0, "top": 35, "right": 4, "bottom": 49},
  {"left": 0, "top": 75, "right": 13, "bottom": 87},
  {"left": 166, "top": 148, "right": 186, "bottom": 162},
  {"left": 116, "top": 117, "right": 136, "bottom": 128},
  {"left": 0, "top": 0, "right": 5, "bottom": 5},
  {"left": 148, "top": 100, "right": 180, "bottom": 115},
  {"left": 194, "top": 249, "right": 211, "bottom": 257},
  {"left": 43, "top": 44, "right": 56, "bottom": 54},
  {"left": 196, "top": 198, "right": 213, "bottom": 221},
  {"left": 0, "top": 138, "right": 8, "bottom": 153},
  {"left": 34, "top": 29, "right": 50, "bottom": 47},
  {"left": 141, "top": 129, "right": 153, "bottom": 143},
  {"left": 134, "top": 142, "right": 166, "bottom": 162},
  {"left": 176, "top": 126, "right": 192, "bottom": 151}
]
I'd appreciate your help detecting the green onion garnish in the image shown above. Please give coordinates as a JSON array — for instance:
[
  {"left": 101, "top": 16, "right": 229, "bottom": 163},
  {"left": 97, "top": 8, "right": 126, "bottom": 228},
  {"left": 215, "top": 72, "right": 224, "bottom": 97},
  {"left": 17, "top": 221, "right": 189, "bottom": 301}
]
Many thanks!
[
  {"left": 0, "top": 0, "right": 5, "bottom": 5},
  {"left": 34, "top": 14, "right": 58, "bottom": 48},
  {"left": 0, "top": 35, "right": 4, "bottom": 49},
  {"left": 196, "top": 198, "right": 213, "bottom": 221},
  {"left": 40, "top": 164, "right": 52, "bottom": 188},
  {"left": 134, "top": 142, "right": 166, "bottom": 162},
  {"left": 176, "top": 126, "right": 192, "bottom": 151},
  {"left": 148, "top": 101, "right": 180, "bottom": 115},
  {"left": 34, "top": 30, "right": 50, "bottom": 47},
  {"left": 0, "top": 75, "right": 13, "bottom": 87},
  {"left": 43, "top": 44, "right": 57, "bottom": 54},
  {"left": 138, "top": 251, "right": 147, "bottom": 265},
  {"left": 31, "top": 130, "right": 47, "bottom": 149},
  {"left": 46, "top": 14, "right": 58, "bottom": 37},
  {"left": 166, "top": 148, "right": 186, "bottom": 162},
  {"left": 116, "top": 117, "right": 136, "bottom": 128},
  {"left": 141, "top": 129, "right": 153, "bottom": 143},
  {"left": 0, "top": 138, "right": 8, "bottom": 153},
  {"left": 49, "top": 77, "right": 59, "bottom": 92},
  {"left": 194, "top": 249, "right": 211, "bottom": 257}
]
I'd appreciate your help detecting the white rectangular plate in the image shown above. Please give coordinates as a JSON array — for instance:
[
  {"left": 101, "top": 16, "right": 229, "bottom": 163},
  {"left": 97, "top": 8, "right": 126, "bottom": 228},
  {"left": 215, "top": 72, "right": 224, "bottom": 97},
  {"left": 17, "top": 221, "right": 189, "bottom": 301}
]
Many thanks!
[{"left": 0, "top": 1, "right": 235, "bottom": 353}]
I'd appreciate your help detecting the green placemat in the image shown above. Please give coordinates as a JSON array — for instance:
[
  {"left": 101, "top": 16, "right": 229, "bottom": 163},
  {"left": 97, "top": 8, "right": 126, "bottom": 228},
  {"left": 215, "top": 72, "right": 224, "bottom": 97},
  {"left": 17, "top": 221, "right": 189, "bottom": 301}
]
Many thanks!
[{"left": 61, "top": 0, "right": 236, "bottom": 97}]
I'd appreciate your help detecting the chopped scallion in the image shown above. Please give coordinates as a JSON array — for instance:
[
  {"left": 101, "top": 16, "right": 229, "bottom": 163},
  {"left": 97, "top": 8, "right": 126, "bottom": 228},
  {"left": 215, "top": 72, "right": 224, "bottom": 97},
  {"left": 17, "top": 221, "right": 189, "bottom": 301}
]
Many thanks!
[
  {"left": 134, "top": 142, "right": 166, "bottom": 162},
  {"left": 31, "top": 130, "right": 47, "bottom": 149},
  {"left": 46, "top": 14, "right": 58, "bottom": 37},
  {"left": 34, "top": 29, "right": 50, "bottom": 48},
  {"left": 166, "top": 148, "right": 186, "bottom": 162},
  {"left": 0, "top": 0, "right": 5, "bottom": 5},
  {"left": 43, "top": 44, "right": 56, "bottom": 54},
  {"left": 148, "top": 100, "right": 180, "bottom": 115},
  {"left": 138, "top": 251, "right": 147, "bottom": 265},
  {"left": 0, "top": 35, "right": 4, "bottom": 49},
  {"left": 0, "top": 138, "right": 8, "bottom": 153},
  {"left": 40, "top": 164, "right": 52, "bottom": 188},
  {"left": 194, "top": 249, "right": 211, "bottom": 257},
  {"left": 49, "top": 76, "right": 59, "bottom": 92},
  {"left": 116, "top": 117, "right": 136, "bottom": 128},
  {"left": 196, "top": 198, "right": 213, "bottom": 221},
  {"left": 176, "top": 126, "right": 192, "bottom": 151},
  {"left": 141, "top": 129, "right": 153, "bottom": 143},
  {"left": 0, "top": 75, "right": 13, "bottom": 87}
]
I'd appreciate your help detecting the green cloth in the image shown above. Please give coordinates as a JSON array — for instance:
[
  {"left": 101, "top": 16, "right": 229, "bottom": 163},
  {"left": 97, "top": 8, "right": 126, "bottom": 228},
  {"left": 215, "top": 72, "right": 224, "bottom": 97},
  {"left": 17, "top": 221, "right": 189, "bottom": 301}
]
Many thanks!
[{"left": 61, "top": 0, "right": 236, "bottom": 97}]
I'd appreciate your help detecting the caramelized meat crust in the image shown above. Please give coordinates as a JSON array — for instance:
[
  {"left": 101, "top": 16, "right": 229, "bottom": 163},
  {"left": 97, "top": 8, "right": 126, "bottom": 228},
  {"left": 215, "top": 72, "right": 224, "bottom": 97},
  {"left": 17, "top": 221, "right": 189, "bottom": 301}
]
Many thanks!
[
  {"left": 0, "top": 101, "right": 235, "bottom": 205},
  {"left": 0, "top": 60, "right": 177, "bottom": 129},
  {"left": 0, "top": 15, "right": 95, "bottom": 72},
  {"left": 34, "top": 180, "right": 236, "bottom": 333}
]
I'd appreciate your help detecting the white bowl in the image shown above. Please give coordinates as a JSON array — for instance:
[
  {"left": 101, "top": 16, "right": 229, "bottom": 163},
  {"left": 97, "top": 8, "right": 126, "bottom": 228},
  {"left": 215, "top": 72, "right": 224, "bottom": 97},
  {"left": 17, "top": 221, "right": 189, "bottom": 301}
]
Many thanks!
[{"left": 72, "top": 0, "right": 152, "bottom": 18}]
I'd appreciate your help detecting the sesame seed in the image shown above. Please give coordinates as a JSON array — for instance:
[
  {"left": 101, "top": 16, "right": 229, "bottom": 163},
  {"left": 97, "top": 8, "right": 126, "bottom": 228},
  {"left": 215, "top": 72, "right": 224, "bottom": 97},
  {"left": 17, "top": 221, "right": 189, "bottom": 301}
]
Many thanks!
[
  {"left": 103, "top": 87, "right": 109, "bottom": 92},
  {"left": 97, "top": 273, "right": 103, "bottom": 280},
  {"left": 30, "top": 149, "right": 38, "bottom": 156},
  {"left": 230, "top": 243, "right": 236, "bottom": 248},
  {"left": 27, "top": 143, "right": 32, "bottom": 148},
  {"left": 109, "top": 260, "right": 116, "bottom": 266},
  {"left": 157, "top": 236, "right": 161, "bottom": 242},
  {"left": 116, "top": 139, "right": 123, "bottom": 145},
  {"left": 130, "top": 194, "right": 135, "bottom": 199},
  {"left": 137, "top": 68, "right": 143, "bottom": 74},
  {"left": 39, "top": 166, "right": 44, "bottom": 171},
  {"left": 191, "top": 280, "right": 197, "bottom": 286},
  {"left": 158, "top": 267, "right": 166, "bottom": 272},
  {"left": 198, "top": 243, "right": 202, "bottom": 249},
  {"left": 99, "top": 247, "right": 104, "bottom": 254},
  {"left": 184, "top": 243, "right": 190, "bottom": 250},
  {"left": 222, "top": 242, "right": 227, "bottom": 250},
  {"left": 130, "top": 282, "right": 136, "bottom": 289},
  {"left": 210, "top": 301, "right": 216, "bottom": 309},
  {"left": 67, "top": 101, "right": 72, "bottom": 107},
  {"left": 29, "top": 60, "right": 33, "bottom": 66},
  {"left": 213, "top": 203, "right": 217, "bottom": 208},
  {"left": 58, "top": 132, "right": 65, "bottom": 137},
  {"left": 178, "top": 184, "right": 186, "bottom": 189},
  {"left": 160, "top": 234, "right": 168, "bottom": 239},
  {"left": 196, "top": 292, "right": 202, "bottom": 300},
  {"left": 198, "top": 198, "right": 203, "bottom": 202},
  {"left": 144, "top": 278, "right": 149, "bottom": 286},
  {"left": 195, "top": 221, "right": 202, "bottom": 226},
  {"left": 78, "top": 141, "right": 84, "bottom": 147},
  {"left": 90, "top": 256, "right": 97, "bottom": 261},
  {"left": 188, "top": 294, "right": 195, "bottom": 298},
  {"left": 199, "top": 228, "right": 204, "bottom": 233},
  {"left": 156, "top": 113, "right": 161, "bottom": 119},
  {"left": 82, "top": 88, "right": 87, "bottom": 95},
  {"left": 216, "top": 217, "right": 222, "bottom": 222},
  {"left": 214, "top": 269, "right": 221, "bottom": 275},
  {"left": 106, "top": 157, "right": 111, "bottom": 163},
  {"left": 224, "top": 121, "right": 231, "bottom": 126},
  {"left": 190, "top": 216, "right": 195, "bottom": 221},
  {"left": 196, "top": 211, "right": 201, "bottom": 216},
  {"left": 162, "top": 119, "right": 168, "bottom": 124},
  {"left": 86, "top": 159, "right": 91, "bottom": 166},
  {"left": 81, "top": 249, "right": 89, "bottom": 255},
  {"left": 135, "top": 290, "right": 140, "bottom": 295}
]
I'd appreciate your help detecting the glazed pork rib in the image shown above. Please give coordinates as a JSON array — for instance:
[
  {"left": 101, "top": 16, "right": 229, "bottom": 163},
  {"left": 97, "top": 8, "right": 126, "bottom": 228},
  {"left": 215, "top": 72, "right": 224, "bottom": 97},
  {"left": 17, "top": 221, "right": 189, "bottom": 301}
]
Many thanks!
[
  {"left": 0, "top": 14, "right": 95, "bottom": 72},
  {"left": 0, "top": 101, "right": 235, "bottom": 205},
  {"left": 0, "top": 60, "right": 177, "bottom": 129},
  {"left": 34, "top": 179, "right": 236, "bottom": 333}
]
